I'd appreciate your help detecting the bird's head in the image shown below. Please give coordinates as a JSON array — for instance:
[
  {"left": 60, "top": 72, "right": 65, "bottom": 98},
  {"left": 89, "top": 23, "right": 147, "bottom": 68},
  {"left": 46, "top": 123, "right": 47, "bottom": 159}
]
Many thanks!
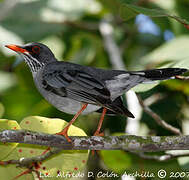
[{"left": 5, "top": 42, "right": 55, "bottom": 72}]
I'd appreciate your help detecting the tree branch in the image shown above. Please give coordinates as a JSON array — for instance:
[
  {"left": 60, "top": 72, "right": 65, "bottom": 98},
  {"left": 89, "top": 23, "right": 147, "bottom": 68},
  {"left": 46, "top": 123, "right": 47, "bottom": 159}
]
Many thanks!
[
  {"left": 137, "top": 95, "right": 182, "bottom": 135},
  {"left": 175, "top": 75, "right": 189, "bottom": 81},
  {"left": 1, "top": 130, "right": 189, "bottom": 151},
  {"left": 132, "top": 151, "right": 189, "bottom": 161},
  {"left": 0, "top": 148, "right": 61, "bottom": 167}
]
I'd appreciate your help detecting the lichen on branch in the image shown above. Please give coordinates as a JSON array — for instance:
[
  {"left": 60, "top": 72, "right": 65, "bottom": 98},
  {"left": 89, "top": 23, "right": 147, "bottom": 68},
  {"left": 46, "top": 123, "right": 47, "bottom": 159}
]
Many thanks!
[{"left": 1, "top": 130, "right": 189, "bottom": 151}]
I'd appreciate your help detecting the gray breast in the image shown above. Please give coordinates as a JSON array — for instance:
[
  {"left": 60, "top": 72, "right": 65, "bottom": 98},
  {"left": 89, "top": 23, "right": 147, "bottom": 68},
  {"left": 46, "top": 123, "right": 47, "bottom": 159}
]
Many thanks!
[{"left": 32, "top": 70, "right": 100, "bottom": 115}]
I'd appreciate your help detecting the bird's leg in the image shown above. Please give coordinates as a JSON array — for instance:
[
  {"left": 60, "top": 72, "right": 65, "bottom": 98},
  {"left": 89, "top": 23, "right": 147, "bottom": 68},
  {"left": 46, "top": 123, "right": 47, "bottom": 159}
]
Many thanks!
[
  {"left": 91, "top": 107, "right": 107, "bottom": 156},
  {"left": 93, "top": 107, "right": 107, "bottom": 136},
  {"left": 56, "top": 103, "right": 88, "bottom": 142}
]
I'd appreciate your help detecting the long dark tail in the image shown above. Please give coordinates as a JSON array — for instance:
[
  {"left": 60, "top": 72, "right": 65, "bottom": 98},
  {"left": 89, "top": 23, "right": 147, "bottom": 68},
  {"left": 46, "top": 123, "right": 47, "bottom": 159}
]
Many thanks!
[
  {"left": 131, "top": 68, "right": 188, "bottom": 82},
  {"left": 101, "top": 68, "right": 188, "bottom": 118}
]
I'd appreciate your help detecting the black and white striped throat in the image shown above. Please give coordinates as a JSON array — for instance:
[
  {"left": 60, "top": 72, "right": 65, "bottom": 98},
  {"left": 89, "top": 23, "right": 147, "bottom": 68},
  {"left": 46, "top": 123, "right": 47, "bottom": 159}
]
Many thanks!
[{"left": 22, "top": 53, "right": 44, "bottom": 73}]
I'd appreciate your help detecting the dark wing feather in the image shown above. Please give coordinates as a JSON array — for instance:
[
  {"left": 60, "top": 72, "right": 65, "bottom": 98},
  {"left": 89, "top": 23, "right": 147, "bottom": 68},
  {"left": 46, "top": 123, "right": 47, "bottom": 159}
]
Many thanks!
[
  {"left": 42, "top": 66, "right": 111, "bottom": 105},
  {"left": 96, "top": 96, "right": 134, "bottom": 118}
]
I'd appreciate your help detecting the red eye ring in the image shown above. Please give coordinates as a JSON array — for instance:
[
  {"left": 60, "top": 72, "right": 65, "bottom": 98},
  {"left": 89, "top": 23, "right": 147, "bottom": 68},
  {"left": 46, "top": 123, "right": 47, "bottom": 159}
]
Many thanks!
[{"left": 32, "top": 46, "right": 40, "bottom": 54}]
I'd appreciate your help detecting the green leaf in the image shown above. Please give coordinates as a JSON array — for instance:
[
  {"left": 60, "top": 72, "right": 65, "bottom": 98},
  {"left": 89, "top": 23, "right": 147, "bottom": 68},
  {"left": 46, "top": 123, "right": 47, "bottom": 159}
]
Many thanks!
[
  {"left": 152, "top": 0, "right": 175, "bottom": 11},
  {"left": 120, "top": 3, "right": 189, "bottom": 26},
  {"left": 141, "top": 35, "right": 189, "bottom": 65},
  {"left": 163, "top": 79, "right": 189, "bottom": 95},
  {"left": 0, "top": 149, "right": 33, "bottom": 180},
  {"left": 132, "top": 35, "right": 189, "bottom": 92},
  {"left": 41, "top": 36, "right": 64, "bottom": 61},
  {"left": 162, "top": 58, "right": 189, "bottom": 69},
  {"left": 120, "top": 4, "right": 137, "bottom": 21},
  {"left": 132, "top": 82, "right": 159, "bottom": 93},
  {"left": 44, "top": 0, "right": 101, "bottom": 19},
  {"left": 0, "top": 71, "right": 17, "bottom": 93},
  {"left": 0, "top": 103, "right": 4, "bottom": 118},
  {"left": 1, "top": 0, "right": 101, "bottom": 42},
  {"left": 0, "top": 25, "right": 23, "bottom": 56},
  {"left": 19, "top": 116, "right": 89, "bottom": 178},
  {"left": 100, "top": 0, "right": 122, "bottom": 14},
  {"left": 70, "top": 32, "right": 99, "bottom": 65},
  {"left": 100, "top": 150, "right": 131, "bottom": 174},
  {"left": 1, "top": 0, "right": 63, "bottom": 41},
  {"left": 0, "top": 119, "right": 20, "bottom": 160},
  {"left": 122, "top": 4, "right": 167, "bottom": 17},
  {"left": 100, "top": 149, "right": 181, "bottom": 176},
  {"left": 178, "top": 155, "right": 189, "bottom": 171},
  {"left": 119, "top": 0, "right": 138, "bottom": 4},
  {"left": 1, "top": 116, "right": 89, "bottom": 180},
  {"left": 20, "top": 116, "right": 87, "bottom": 135}
]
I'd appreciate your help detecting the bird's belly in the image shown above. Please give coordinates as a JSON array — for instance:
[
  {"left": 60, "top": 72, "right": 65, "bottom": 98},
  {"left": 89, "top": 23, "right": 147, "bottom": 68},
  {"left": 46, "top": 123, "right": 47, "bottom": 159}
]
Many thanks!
[{"left": 45, "top": 92, "right": 100, "bottom": 114}]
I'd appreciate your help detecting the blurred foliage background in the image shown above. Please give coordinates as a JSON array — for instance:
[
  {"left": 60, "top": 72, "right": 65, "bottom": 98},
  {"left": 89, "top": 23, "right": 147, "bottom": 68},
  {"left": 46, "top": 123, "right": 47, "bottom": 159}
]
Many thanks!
[{"left": 1, "top": 0, "right": 189, "bottom": 179}]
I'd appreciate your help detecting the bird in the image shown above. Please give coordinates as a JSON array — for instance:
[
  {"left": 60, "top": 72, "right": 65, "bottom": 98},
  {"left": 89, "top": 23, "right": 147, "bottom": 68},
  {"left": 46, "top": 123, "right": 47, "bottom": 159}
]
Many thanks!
[{"left": 5, "top": 42, "right": 188, "bottom": 142}]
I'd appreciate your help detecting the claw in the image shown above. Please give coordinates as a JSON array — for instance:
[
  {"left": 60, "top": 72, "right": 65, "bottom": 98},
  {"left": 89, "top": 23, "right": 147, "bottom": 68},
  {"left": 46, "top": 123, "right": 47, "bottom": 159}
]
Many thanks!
[
  {"left": 93, "top": 131, "right": 104, "bottom": 137},
  {"left": 56, "top": 127, "right": 72, "bottom": 143}
]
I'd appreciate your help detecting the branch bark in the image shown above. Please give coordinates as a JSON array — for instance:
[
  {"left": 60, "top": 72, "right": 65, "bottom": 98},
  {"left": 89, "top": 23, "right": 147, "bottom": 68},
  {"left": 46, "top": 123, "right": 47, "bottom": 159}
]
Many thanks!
[
  {"left": 1, "top": 130, "right": 189, "bottom": 152},
  {"left": 133, "top": 151, "right": 189, "bottom": 161}
]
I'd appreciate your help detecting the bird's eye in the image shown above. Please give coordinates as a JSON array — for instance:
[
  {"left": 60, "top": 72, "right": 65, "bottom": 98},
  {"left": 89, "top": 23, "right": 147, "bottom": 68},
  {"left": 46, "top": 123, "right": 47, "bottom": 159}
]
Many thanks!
[{"left": 32, "top": 46, "right": 40, "bottom": 54}]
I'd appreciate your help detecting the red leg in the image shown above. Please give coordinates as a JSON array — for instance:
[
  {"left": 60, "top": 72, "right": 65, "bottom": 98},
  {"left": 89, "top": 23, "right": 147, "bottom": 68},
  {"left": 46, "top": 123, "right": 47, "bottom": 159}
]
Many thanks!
[
  {"left": 13, "top": 169, "right": 32, "bottom": 180},
  {"left": 92, "top": 108, "right": 107, "bottom": 156},
  {"left": 56, "top": 104, "right": 88, "bottom": 142},
  {"left": 93, "top": 107, "right": 107, "bottom": 136},
  {"left": 41, "top": 147, "right": 51, "bottom": 155}
]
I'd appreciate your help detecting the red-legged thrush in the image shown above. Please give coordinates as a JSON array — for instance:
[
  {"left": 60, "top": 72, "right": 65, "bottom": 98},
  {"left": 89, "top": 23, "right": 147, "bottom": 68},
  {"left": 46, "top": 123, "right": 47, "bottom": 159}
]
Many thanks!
[{"left": 5, "top": 42, "right": 188, "bottom": 142}]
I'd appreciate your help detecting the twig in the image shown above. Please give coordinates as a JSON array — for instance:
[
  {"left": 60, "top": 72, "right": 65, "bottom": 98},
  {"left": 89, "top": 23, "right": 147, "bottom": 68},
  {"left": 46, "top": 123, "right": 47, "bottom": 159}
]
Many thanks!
[
  {"left": 137, "top": 95, "right": 182, "bottom": 135},
  {"left": 13, "top": 169, "right": 32, "bottom": 180},
  {"left": 98, "top": 17, "right": 136, "bottom": 69},
  {"left": 132, "top": 151, "right": 189, "bottom": 161},
  {"left": 143, "top": 93, "right": 166, "bottom": 106},
  {"left": 99, "top": 17, "right": 142, "bottom": 134},
  {"left": 99, "top": 17, "right": 125, "bottom": 69},
  {"left": 175, "top": 75, "right": 189, "bottom": 81},
  {"left": 0, "top": 147, "right": 61, "bottom": 180},
  {"left": 0, "top": 147, "right": 62, "bottom": 167},
  {"left": 1, "top": 130, "right": 189, "bottom": 151}
]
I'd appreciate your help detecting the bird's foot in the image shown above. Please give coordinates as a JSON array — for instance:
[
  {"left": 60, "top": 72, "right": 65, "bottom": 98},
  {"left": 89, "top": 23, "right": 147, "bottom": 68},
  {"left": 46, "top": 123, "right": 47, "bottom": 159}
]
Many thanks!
[
  {"left": 91, "top": 131, "right": 104, "bottom": 156},
  {"left": 56, "top": 127, "right": 72, "bottom": 143},
  {"left": 93, "top": 131, "right": 104, "bottom": 137}
]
